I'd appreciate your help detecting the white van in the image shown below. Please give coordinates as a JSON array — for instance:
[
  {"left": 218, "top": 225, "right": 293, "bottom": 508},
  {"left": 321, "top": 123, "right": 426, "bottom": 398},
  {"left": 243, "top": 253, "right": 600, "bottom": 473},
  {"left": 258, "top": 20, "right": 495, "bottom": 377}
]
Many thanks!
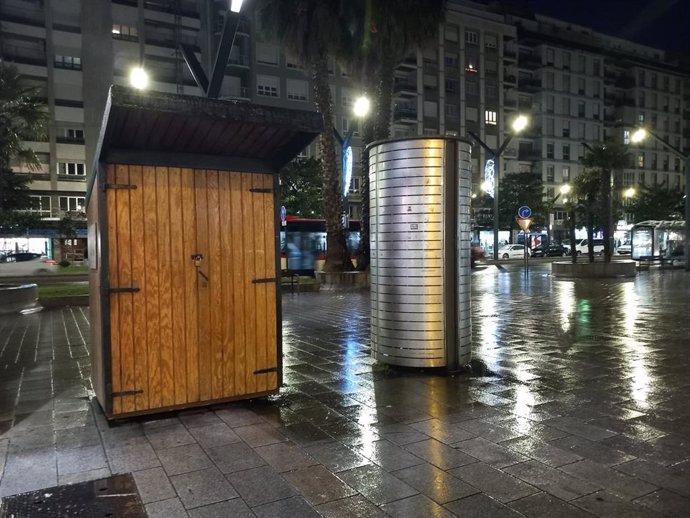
[{"left": 573, "top": 239, "right": 605, "bottom": 256}]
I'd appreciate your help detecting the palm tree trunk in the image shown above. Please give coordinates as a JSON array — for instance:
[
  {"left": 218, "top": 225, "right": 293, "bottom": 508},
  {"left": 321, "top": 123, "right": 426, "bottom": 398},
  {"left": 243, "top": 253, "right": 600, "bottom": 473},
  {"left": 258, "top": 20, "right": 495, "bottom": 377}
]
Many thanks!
[
  {"left": 587, "top": 206, "right": 595, "bottom": 263},
  {"left": 356, "top": 118, "right": 375, "bottom": 271},
  {"left": 569, "top": 208, "right": 577, "bottom": 264},
  {"left": 602, "top": 168, "right": 612, "bottom": 262},
  {"left": 311, "top": 54, "right": 353, "bottom": 272}
]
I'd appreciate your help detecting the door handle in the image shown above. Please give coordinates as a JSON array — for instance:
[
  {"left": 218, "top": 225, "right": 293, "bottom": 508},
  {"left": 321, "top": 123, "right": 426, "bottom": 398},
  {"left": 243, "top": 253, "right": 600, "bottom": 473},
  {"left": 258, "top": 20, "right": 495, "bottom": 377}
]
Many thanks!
[{"left": 191, "top": 254, "right": 209, "bottom": 283}]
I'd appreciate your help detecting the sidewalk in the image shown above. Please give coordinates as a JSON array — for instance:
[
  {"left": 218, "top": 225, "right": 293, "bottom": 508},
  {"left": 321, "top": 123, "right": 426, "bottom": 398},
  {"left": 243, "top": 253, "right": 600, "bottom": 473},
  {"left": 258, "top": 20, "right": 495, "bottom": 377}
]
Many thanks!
[{"left": 0, "top": 266, "right": 689, "bottom": 517}]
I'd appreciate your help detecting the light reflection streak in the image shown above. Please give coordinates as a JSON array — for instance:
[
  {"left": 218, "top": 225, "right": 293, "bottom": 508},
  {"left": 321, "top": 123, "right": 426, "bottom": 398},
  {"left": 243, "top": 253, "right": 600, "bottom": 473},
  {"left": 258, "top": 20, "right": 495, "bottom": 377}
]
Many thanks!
[
  {"left": 557, "top": 281, "right": 575, "bottom": 333},
  {"left": 619, "top": 282, "right": 652, "bottom": 406}
]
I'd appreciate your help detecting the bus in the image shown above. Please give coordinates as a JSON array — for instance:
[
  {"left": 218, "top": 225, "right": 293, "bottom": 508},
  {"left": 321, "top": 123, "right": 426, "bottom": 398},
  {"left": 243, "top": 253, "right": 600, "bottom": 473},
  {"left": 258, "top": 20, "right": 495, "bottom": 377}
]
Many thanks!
[{"left": 280, "top": 217, "right": 361, "bottom": 274}]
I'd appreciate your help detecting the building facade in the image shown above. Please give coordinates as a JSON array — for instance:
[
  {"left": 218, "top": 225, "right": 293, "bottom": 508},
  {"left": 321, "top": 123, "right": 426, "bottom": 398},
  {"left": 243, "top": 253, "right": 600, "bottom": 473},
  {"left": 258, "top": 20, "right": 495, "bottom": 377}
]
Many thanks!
[{"left": 1, "top": 0, "right": 688, "bottom": 253}]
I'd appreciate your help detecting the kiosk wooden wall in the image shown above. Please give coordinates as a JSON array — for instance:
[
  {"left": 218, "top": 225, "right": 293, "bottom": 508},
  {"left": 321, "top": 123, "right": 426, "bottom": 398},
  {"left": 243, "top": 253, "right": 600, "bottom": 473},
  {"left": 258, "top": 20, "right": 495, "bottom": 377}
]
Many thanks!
[{"left": 93, "top": 164, "right": 279, "bottom": 417}]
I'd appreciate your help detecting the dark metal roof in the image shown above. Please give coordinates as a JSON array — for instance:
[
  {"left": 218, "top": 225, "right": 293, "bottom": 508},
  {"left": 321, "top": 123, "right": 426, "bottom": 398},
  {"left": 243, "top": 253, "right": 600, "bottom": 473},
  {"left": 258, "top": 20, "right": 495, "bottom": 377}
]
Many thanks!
[{"left": 94, "top": 85, "right": 323, "bottom": 173}]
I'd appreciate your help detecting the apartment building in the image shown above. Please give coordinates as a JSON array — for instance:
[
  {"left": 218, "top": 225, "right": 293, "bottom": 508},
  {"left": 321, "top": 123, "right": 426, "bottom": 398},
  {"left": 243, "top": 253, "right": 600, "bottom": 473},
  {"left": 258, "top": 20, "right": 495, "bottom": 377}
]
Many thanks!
[{"left": 1, "top": 0, "right": 687, "bottom": 248}]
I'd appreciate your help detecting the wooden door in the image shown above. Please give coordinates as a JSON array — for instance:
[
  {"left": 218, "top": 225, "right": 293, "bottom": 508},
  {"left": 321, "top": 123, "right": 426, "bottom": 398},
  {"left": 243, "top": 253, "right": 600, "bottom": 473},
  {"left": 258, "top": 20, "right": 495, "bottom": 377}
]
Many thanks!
[{"left": 106, "top": 164, "right": 278, "bottom": 416}]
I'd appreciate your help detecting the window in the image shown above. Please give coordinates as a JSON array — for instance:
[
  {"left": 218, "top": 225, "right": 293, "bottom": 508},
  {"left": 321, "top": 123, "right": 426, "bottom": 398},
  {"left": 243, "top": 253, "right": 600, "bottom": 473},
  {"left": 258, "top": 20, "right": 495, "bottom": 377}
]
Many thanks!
[
  {"left": 578, "top": 55, "right": 586, "bottom": 72},
  {"left": 638, "top": 91, "right": 645, "bottom": 107},
  {"left": 562, "top": 120, "right": 570, "bottom": 137},
  {"left": 466, "top": 80, "right": 478, "bottom": 96},
  {"left": 54, "top": 55, "right": 81, "bottom": 70},
  {"left": 65, "top": 128, "right": 84, "bottom": 141},
  {"left": 286, "top": 79, "right": 308, "bottom": 101},
  {"left": 562, "top": 74, "right": 570, "bottom": 93},
  {"left": 546, "top": 95, "right": 554, "bottom": 113},
  {"left": 445, "top": 24, "right": 459, "bottom": 42},
  {"left": 445, "top": 78, "right": 458, "bottom": 93},
  {"left": 545, "top": 71, "right": 554, "bottom": 89},
  {"left": 651, "top": 73, "right": 657, "bottom": 89},
  {"left": 577, "top": 101, "right": 585, "bottom": 117},
  {"left": 593, "top": 81, "right": 601, "bottom": 98},
  {"left": 58, "top": 162, "right": 85, "bottom": 176},
  {"left": 579, "top": 122, "right": 586, "bottom": 139},
  {"left": 342, "top": 117, "right": 358, "bottom": 135},
  {"left": 546, "top": 187, "right": 555, "bottom": 199},
  {"left": 256, "top": 75, "right": 279, "bottom": 97},
  {"left": 638, "top": 153, "right": 645, "bottom": 168},
  {"left": 485, "top": 110, "right": 497, "bottom": 125},
  {"left": 562, "top": 97, "right": 570, "bottom": 116},
  {"left": 623, "top": 172, "right": 635, "bottom": 186},
  {"left": 465, "top": 31, "right": 478, "bottom": 45},
  {"left": 547, "top": 143, "right": 554, "bottom": 159},
  {"left": 578, "top": 77, "right": 586, "bottom": 95},
  {"left": 445, "top": 53, "right": 459, "bottom": 67},
  {"left": 485, "top": 34, "right": 497, "bottom": 49},
  {"left": 663, "top": 96, "right": 669, "bottom": 112},
  {"left": 286, "top": 59, "right": 303, "bottom": 70},
  {"left": 486, "top": 82, "right": 498, "bottom": 99},
  {"left": 349, "top": 177, "right": 360, "bottom": 194},
  {"left": 465, "top": 107, "right": 478, "bottom": 122},
  {"left": 546, "top": 48, "right": 554, "bottom": 65},
  {"left": 663, "top": 156, "right": 669, "bottom": 171},
  {"left": 562, "top": 166, "right": 570, "bottom": 181},
  {"left": 623, "top": 130, "right": 630, "bottom": 144},
  {"left": 652, "top": 153, "right": 658, "bottom": 169},
  {"left": 592, "top": 103, "right": 600, "bottom": 120},
  {"left": 639, "top": 172, "right": 645, "bottom": 185},
  {"left": 594, "top": 126, "right": 600, "bottom": 140},
  {"left": 547, "top": 166, "right": 555, "bottom": 182},
  {"left": 424, "top": 101, "right": 437, "bottom": 118},
  {"left": 445, "top": 103, "right": 459, "bottom": 118},
  {"left": 593, "top": 59, "right": 601, "bottom": 75},
  {"left": 112, "top": 24, "right": 137, "bottom": 41},
  {"left": 59, "top": 196, "right": 85, "bottom": 213},
  {"left": 638, "top": 112, "right": 645, "bottom": 123},
  {"left": 255, "top": 43, "right": 279, "bottom": 65},
  {"left": 638, "top": 69, "right": 645, "bottom": 86},
  {"left": 663, "top": 76, "right": 670, "bottom": 91},
  {"left": 562, "top": 145, "right": 570, "bottom": 161},
  {"left": 546, "top": 118, "right": 554, "bottom": 136},
  {"left": 562, "top": 51, "right": 571, "bottom": 69},
  {"left": 675, "top": 158, "right": 681, "bottom": 171},
  {"left": 651, "top": 172, "right": 657, "bottom": 185},
  {"left": 27, "top": 195, "right": 51, "bottom": 216}
]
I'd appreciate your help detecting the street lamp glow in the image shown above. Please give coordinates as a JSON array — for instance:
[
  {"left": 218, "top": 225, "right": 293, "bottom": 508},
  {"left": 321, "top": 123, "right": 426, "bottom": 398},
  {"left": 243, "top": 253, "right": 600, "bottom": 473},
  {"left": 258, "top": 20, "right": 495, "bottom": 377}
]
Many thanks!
[
  {"left": 560, "top": 184, "right": 571, "bottom": 195},
  {"left": 481, "top": 181, "right": 491, "bottom": 192},
  {"left": 471, "top": 193, "right": 477, "bottom": 199},
  {"left": 624, "top": 187, "right": 636, "bottom": 198},
  {"left": 353, "top": 96, "right": 371, "bottom": 118},
  {"left": 229, "top": 0, "right": 244, "bottom": 13},
  {"left": 129, "top": 67, "right": 149, "bottom": 90},
  {"left": 631, "top": 128, "right": 647, "bottom": 144},
  {"left": 512, "top": 115, "right": 529, "bottom": 133}
]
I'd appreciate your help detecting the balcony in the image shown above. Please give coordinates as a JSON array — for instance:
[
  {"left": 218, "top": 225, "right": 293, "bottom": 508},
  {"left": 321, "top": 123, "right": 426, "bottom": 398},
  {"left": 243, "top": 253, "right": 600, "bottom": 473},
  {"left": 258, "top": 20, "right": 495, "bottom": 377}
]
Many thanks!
[
  {"left": 393, "top": 80, "right": 418, "bottom": 98},
  {"left": 519, "top": 55, "right": 541, "bottom": 70},
  {"left": 503, "top": 49, "right": 517, "bottom": 61},
  {"left": 614, "top": 97, "right": 635, "bottom": 108},
  {"left": 614, "top": 76, "right": 635, "bottom": 89},
  {"left": 0, "top": 3, "right": 44, "bottom": 27},
  {"left": 518, "top": 150, "right": 541, "bottom": 161},
  {"left": 518, "top": 78, "right": 542, "bottom": 92},
  {"left": 393, "top": 106, "right": 417, "bottom": 124},
  {"left": 397, "top": 56, "right": 418, "bottom": 71}
]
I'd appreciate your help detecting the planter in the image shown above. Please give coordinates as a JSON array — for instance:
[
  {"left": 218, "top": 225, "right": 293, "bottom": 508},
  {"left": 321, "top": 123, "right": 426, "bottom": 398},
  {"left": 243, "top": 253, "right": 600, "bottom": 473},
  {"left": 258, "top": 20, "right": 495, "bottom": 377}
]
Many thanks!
[
  {"left": 0, "top": 283, "right": 39, "bottom": 314},
  {"left": 552, "top": 260, "right": 637, "bottom": 278},
  {"left": 315, "top": 271, "right": 369, "bottom": 290}
]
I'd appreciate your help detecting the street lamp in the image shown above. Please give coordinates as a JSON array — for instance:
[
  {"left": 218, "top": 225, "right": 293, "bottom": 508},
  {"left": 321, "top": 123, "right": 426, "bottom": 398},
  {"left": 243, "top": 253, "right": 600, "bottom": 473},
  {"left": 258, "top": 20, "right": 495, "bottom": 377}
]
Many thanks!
[
  {"left": 623, "top": 187, "right": 636, "bottom": 199},
  {"left": 468, "top": 114, "right": 530, "bottom": 260},
  {"left": 630, "top": 127, "right": 689, "bottom": 271},
  {"left": 548, "top": 184, "right": 571, "bottom": 243},
  {"left": 129, "top": 66, "right": 149, "bottom": 90},
  {"left": 334, "top": 95, "right": 370, "bottom": 227}
]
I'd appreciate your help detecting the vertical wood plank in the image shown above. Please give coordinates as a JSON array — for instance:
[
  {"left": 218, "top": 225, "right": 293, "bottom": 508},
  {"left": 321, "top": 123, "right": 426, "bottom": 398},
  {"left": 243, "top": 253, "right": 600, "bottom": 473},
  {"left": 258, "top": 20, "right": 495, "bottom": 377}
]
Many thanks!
[
  {"left": 181, "top": 168, "right": 199, "bottom": 403},
  {"left": 253, "top": 175, "right": 268, "bottom": 393},
  {"left": 128, "top": 165, "right": 149, "bottom": 411},
  {"left": 168, "top": 167, "right": 188, "bottom": 405},
  {"left": 242, "top": 173, "right": 257, "bottom": 394},
  {"left": 218, "top": 172, "right": 235, "bottom": 397},
  {"left": 206, "top": 170, "right": 224, "bottom": 400},
  {"left": 263, "top": 174, "right": 278, "bottom": 391},
  {"left": 230, "top": 173, "right": 246, "bottom": 396},
  {"left": 156, "top": 166, "right": 174, "bottom": 408},
  {"left": 195, "top": 169, "right": 212, "bottom": 401},
  {"left": 143, "top": 165, "right": 161, "bottom": 409},
  {"left": 106, "top": 165, "right": 121, "bottom": 415},
  {"left": 115, "top": 164, "right": 136, "bottom": 414}
]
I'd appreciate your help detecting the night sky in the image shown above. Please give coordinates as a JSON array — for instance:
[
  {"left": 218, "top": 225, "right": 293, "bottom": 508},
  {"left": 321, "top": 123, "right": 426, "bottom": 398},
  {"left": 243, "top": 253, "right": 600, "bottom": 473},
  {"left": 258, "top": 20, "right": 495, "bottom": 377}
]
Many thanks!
[{"left": 526, "top": 0, "right": 690, "bottom": 54}]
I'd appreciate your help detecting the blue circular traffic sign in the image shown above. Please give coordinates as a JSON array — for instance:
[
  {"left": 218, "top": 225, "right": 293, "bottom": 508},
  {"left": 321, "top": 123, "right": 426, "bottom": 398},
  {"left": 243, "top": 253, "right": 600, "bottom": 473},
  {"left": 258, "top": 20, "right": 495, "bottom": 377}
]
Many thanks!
[{"left": 518, "top": 206, "right": 532, "bottom": 218}]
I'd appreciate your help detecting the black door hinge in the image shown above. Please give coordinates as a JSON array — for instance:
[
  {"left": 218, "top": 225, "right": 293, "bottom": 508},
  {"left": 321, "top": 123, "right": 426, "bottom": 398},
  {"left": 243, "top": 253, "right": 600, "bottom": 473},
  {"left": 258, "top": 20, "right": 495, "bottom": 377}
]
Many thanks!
[
  {"left": 108, "top": 286, "right": 140, "bottom": 294},
  {"left": 252, "top": 277, "right": 277, "bottom": 284},
  {"left": 249, "top": 188, "right": 272, "bottom": 193},
  {"left": 104, "top": 183, "right": 137, "bottom": 190},
  {"left": 254, "top": 367, "right": 278, "bottom": 375},
  {"left": 112, "top": 389, "right": 143, "bottom": 397}
]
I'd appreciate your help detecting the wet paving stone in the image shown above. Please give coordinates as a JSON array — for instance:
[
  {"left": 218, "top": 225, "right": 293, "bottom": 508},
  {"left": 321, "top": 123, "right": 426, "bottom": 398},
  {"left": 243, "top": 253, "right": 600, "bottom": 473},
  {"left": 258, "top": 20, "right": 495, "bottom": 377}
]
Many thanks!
[{"left": 0, "top": 268, "right": 689, "bottom": 515}]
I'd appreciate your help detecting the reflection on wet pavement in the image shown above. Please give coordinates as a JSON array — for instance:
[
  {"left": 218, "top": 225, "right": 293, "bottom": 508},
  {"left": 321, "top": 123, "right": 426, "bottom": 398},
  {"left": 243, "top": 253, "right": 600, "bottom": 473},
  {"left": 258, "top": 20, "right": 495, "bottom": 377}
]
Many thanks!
[{"left": 0, "top": 265, "right": 689, "bottom": 517}]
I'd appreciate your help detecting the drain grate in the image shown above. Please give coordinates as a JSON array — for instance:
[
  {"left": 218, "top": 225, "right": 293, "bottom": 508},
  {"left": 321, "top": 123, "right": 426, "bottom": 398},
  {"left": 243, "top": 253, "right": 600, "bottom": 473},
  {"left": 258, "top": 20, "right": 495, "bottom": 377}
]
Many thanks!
[{"left": 0, "top": 474, "right": 145, "bottom": 518}]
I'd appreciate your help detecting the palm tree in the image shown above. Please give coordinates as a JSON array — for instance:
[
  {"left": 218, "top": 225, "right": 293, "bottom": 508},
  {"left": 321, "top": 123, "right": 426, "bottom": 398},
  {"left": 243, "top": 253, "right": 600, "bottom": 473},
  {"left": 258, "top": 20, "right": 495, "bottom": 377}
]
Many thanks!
[
  {"left": 580, "top": 143, "right": 630, "bottom": 262},
  {"left": 0, "top": 64, "right": 47, "bottom": 224},
  {"left": 344, "top": 0, "right": 446, "bottom": 270},
  {"left": 257, "top": 1, "right": 353, "bottom": 271}
]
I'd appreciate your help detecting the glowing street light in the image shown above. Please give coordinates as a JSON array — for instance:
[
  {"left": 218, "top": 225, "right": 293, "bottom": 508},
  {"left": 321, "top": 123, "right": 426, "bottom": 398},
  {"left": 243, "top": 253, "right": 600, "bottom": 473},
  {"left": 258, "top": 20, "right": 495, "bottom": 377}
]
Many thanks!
[
  {"left": 630, "top": 128, "right": 647, "bottom": 144},
  {"left": 468, "top": 114, "right": 530, "bottom": 260},
  {"left": 230, "top": 0, "right": 244, "bottom": 13},
  {"left": 623, "top": 187, "right": 636, "bottom": 198},
  {"left": 129, "top": 67, "right": 149, "bottom": 90},
  {"left": 353, "top": 96, "right": 371, "bottom": 118}
]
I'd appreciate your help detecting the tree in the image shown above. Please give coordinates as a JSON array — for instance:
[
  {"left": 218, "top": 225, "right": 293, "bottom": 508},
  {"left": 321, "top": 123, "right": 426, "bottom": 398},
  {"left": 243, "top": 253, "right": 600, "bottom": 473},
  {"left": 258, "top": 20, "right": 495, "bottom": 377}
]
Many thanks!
[
  {"left": 580, "top": 143, "right": 630, "bottom": 262},
  {"left": 0, "top": 64, "right": 48, "bottom": 227},
  {"left": 344, "top": 0, "right": 447, "bottom": 270},
  {"left": 257, "top": 1, "right": 352, "bottom": 272},
  {"left": 497, "top": 173, "right": 547, "bottom": 233},
  {"left": 628, "top": 184, "right": 684, "bottom": 222},
  {"left": 279, "top": 157, "right": 324, "bottom": 218},
  {"left": 572, "top": 168, "right": 602, "bottom": 263}
]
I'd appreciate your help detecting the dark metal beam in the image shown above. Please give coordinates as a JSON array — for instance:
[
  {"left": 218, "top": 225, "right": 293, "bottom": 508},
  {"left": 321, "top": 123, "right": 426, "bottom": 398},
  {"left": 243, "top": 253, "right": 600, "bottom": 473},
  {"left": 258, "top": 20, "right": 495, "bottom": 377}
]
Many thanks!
[
  {"left": 179, "top": 44, "right": 209, "bottom": 94},
  {"left": 207, "top": 10, "right": 241, "bottom": 98}
]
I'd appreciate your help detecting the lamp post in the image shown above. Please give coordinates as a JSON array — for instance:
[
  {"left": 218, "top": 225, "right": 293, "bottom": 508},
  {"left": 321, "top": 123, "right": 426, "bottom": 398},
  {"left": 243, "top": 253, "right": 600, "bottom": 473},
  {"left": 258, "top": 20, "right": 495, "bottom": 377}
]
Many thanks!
[
  {"left": 333, "top": 96, "right": 370, "bottom": 228},
  {"left": 180, "top": 0, "right": 245, "bottom": 98},
  {"left": 632, "top": 128, "right": 690, "bottom": 271},
  {"left": 469, "top": 115, "right": 529, "bottom": 260}
]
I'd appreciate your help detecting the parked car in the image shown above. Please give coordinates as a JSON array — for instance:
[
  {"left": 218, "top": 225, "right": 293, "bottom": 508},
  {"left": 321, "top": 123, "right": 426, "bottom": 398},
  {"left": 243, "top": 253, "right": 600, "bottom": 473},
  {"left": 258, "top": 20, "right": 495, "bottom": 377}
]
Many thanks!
[
  {"left": 0, "top": 253, "right": 59, "bottom": 276},
  {"left": 616, "top": 241, "right": 632, "bottom": 255},
  {"left": 498, "top": 244, "right": 529, "bottom": 259},
  {"left": 573, "top": 239, "right": 605, "bottom": 256},
  {"left": 532, "top": 244, "right": 568, "bottom": 257}
]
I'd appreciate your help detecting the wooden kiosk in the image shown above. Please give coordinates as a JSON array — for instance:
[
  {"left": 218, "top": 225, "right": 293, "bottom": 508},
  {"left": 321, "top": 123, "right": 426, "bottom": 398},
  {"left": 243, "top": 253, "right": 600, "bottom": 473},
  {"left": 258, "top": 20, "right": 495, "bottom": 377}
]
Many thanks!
[{"left": 87, "top": 86, "right": 321, "bottom": 419}]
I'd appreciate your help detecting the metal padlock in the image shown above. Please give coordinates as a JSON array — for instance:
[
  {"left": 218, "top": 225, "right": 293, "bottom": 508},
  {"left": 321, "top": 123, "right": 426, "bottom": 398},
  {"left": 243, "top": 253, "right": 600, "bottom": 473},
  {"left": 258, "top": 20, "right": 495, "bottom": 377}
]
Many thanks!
[{"left": 191, "top": 254, "right": 203, "bottom": 267}]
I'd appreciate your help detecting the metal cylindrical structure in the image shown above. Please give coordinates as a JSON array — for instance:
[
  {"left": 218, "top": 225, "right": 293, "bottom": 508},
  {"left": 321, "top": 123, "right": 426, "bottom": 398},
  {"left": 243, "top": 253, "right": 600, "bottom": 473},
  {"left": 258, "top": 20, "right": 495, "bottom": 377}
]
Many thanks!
[{"left": 368, "top": 137, "right": 473, "bottom": 369}]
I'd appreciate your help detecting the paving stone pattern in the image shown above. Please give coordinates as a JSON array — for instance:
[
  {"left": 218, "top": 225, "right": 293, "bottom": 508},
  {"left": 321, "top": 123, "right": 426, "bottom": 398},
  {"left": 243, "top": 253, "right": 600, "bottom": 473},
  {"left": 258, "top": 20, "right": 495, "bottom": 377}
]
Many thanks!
[{"left": 0, "top": 266, "right": 689, "bottom": 516}]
